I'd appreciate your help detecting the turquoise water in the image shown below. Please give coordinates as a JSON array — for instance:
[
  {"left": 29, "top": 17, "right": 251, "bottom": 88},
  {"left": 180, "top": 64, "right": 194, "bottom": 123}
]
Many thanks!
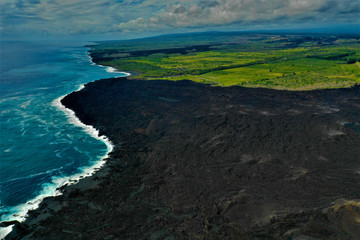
[{"left": 0, "top": 41, "right": 126, "bottom": 236}]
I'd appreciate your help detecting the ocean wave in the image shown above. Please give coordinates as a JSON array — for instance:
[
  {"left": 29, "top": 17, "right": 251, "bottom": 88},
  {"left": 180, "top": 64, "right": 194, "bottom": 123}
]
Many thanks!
[
  {"left": 0, "top": 49, "right": 130, "bottom": 239},
  {"left": 0, "top": 86, "right": 114, "bottom": 238},
  {"left": 20, "top": 100, "right": 32, "bottom": 109},
  {"left": 0, "top": 91, "right": 27, "bottom": 101},
  {"left": 52, "top": 91, "right": 114, "bottom": 153},
  {"left": 106, "top": 67, "right": 131, "bottom": 77},
  {"left": 87, "top": 54, "right": 131, "bottom": 77},
  {"left": 105, "top": 66, "right": 117, "bottom": 73},
  {"left": 0, "top": 167, "right": 63, "bottom": 185},
  {"left": 3, "top": 148, "right": 13, "bottom": 153}
]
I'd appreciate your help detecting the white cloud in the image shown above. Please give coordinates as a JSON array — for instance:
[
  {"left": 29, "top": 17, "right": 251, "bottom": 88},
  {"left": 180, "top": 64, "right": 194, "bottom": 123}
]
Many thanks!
[
  {"left": 1, "top": 0, "right": 358, "bottom": 37},
  {"left": 115, "top": 0, "right": 358, "bottom": 32},
  {"left": 1, "top": 0, "right": 170, "bottom": 36}
]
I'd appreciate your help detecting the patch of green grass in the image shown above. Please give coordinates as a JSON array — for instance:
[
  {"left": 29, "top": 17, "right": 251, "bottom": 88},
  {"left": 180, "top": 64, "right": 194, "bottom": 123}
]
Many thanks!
[
  {"left": 94, "top": 33, "right": 360, "bottom": 90},
  {"left": 154, "top": 58, "right": 360, "bottom": 89}
]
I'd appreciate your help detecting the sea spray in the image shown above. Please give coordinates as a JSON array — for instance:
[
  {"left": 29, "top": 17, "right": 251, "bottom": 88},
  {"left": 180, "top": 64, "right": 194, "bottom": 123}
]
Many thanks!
[
  {"left": 86, "top": 49, "right": 131, "bottom": 76},
  {"left": 102, "top": 65, "right": 131, "bottom": 76},
  {"left": 0, "top": 85, "right": 114, "bottom": 238},
  {"left": 0, "top": 42, "right": 129, "bottom": 239}
]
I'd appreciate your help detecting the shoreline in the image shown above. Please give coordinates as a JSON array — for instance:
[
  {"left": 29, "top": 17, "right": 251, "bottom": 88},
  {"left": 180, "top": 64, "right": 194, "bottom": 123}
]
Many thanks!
[
  {"left": 0, "top": 87, "right": 113, "bottom": 239},
  {"left": 0, "top": 52, "right": 129, "bottom": 239},
  {"left": 4, "top": 53, "right": 360, "bottom": 239},
  {"left": 86, "top": 49, "right": 131, "bottom": 77}
]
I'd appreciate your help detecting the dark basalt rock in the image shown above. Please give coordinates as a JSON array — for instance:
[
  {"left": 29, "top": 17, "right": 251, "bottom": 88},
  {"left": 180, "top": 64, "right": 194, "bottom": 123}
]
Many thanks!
[
  {"left": 4, "top": 221, "right": 30, "bottom": 239},
  {"left": 89, "top": 44, "right": 216, "bottom": 62},
  {"left": 0, "top": 221, "right": 19, "bottom": 228},
  {"left": 6, "top": 78, "right": 360, "bottom": 239}
]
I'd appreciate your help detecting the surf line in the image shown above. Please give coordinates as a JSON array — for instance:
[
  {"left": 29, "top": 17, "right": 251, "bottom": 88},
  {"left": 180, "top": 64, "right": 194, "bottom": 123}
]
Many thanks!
[
  {"left": 86, "top": 49, "right": 130, "bottom": 76},
  {"left": 0, "top": 85, "right": 113, "bottom": 239},
  {"left": 0, "top": 62, "right": 130, "bottom": 240},
  {"left": 49, "top": 57, "right": 131, "bottom": 208},
  {"left": 98, "top": 64, "right": 130, "bottom": 76}
]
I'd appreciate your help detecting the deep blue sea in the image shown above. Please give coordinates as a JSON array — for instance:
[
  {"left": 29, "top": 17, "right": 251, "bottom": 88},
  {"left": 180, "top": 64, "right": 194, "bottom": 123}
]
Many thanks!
[{"left": 0, "top": 41, "right": 126, "bottom": 237}]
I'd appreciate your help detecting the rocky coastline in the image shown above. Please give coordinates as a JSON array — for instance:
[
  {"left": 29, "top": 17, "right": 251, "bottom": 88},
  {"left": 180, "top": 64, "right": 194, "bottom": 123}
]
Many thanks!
[{"left": 4, "top": 77, "right": 360, "bottom": 239}]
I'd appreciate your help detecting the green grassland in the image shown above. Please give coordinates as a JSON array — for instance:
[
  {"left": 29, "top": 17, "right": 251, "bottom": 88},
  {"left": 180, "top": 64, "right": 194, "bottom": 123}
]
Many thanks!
[{"left": 92, "top": 33, "right": 360, "bottom": 90}]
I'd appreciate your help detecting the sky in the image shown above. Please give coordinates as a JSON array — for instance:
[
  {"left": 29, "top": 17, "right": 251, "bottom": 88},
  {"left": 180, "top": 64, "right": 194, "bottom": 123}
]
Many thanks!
[{"left": 1, "top": 0, "right": 359, "bottom": 40}]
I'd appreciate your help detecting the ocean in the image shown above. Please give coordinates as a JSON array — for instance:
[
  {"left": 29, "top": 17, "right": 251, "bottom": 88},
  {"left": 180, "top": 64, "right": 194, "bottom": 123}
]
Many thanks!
[{"left": 0, "top": 41, "right": 126, "bottom": 237}]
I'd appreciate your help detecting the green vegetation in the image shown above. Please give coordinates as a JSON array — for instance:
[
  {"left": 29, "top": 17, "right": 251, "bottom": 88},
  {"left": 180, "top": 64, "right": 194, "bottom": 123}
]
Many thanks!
[{"left": 91, "top": 33, "right": 360, "bottom": 90}]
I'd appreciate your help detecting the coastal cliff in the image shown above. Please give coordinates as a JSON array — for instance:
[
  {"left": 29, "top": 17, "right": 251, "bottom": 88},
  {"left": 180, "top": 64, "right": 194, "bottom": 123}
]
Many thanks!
[{"left": 6, "top": 78, "right": 360, "bottom": 239}]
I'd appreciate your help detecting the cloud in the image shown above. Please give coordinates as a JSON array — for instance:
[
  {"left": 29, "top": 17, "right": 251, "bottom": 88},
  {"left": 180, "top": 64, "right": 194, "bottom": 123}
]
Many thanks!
[
  {"left": 116, "top": 0, "right": 359, "bottom": 31},
  {"left": 1, "top": 0, "right": 358, "bottom": 38},
  {"left": 0, "top": 0, "right": 165, "bottom": 36}
]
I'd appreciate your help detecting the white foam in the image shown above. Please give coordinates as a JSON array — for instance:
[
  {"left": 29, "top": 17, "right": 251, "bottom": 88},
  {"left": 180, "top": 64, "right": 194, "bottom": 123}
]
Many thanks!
[
  {"left": 0, "top": 85, "right": 113, "bottom": 239},
  {"left": 87, "top": 54, "right": 96, "bottom": 65},
  {"left": 4, "top": 147, "right": 13, "bottom": 153},
  {"left": 106, "top": 66, "right": 117, "bottom": 73},
  {"left": 102, "top": 66, "right": 130, "bottom": 76},
  {"left": 87, "top": 53, "right": 130, "bottom": 77},
  {"left": 0, "top": 167, "right": 64, "bottom": 185},
  {"left": 327, "top": 129, "right": 345, "bottom": 137},
  {"left": 0, "top": 52, "right": 130, "bottom": 239},
  {"left": 52, "top": 92, "right": 113, "bottom": 154},
  {"left": 0, "top": 226, "right": 12, "bottom": 238}
]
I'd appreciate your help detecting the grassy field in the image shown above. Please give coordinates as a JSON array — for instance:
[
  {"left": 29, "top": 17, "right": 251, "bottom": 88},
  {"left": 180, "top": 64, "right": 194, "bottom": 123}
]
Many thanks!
[{"left": 91, "top": 33, "right": 360, "bottom": 90}]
